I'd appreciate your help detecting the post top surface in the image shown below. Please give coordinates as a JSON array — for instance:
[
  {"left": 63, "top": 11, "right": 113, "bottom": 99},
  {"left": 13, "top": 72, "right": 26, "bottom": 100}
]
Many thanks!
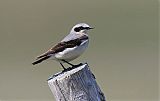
[{"left": 48, "top": 63, "right": 88, "bottom": 82}]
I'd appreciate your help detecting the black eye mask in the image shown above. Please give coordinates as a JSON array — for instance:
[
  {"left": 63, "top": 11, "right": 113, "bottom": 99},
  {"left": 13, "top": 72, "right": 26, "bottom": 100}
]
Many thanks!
[
  {"left": 74, "top": 26, "right": 90, "bottom": 32},
  {"left": 74, "top": 27, "right": 81, "bottom": 32}
]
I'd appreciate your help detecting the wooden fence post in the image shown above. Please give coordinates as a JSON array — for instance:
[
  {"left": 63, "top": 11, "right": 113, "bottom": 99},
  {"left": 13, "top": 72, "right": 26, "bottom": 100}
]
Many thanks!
[{"left": 48, "top": 63, "right": 106, "bottom": 101}]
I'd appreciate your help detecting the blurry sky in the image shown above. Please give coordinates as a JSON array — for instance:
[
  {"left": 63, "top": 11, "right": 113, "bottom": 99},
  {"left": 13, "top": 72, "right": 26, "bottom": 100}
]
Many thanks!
[{"left": 0, "top": 0, "right": 158, "bottom": 101}]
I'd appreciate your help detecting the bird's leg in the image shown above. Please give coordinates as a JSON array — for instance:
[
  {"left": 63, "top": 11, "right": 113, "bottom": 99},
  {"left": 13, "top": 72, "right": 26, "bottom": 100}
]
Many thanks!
[
  {"left": 60, "top": 62, "right": 66, "bottom": 70},
  {"left": 62, "top": 60, "right": 75, "bottom": 67}
]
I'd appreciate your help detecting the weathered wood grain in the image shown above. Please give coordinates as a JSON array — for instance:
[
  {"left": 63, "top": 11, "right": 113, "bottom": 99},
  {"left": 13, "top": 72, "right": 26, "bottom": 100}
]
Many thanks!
[{"left": 48, "top": 63, "right": 106, "bottom": 101}]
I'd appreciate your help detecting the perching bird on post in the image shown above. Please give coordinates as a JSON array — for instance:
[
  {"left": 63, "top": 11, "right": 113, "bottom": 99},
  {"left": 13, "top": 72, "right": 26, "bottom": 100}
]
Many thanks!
[
  {"left": 32, "top": 23, "right": 94, "bottom": 70},
  {"left": 32, "top": 23, "right": 107, "bottom": 101}
]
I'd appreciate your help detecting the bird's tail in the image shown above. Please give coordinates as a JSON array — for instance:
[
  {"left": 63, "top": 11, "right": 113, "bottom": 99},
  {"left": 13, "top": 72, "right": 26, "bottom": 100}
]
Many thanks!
[{"left": 32, "top": 56, "right": 50, "bottom": 65}]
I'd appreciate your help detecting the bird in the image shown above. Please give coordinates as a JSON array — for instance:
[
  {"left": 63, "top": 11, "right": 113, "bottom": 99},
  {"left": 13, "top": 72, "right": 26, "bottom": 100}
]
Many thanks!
[{"left": 32, "top": 23, "right": 94, "bottom": 70}]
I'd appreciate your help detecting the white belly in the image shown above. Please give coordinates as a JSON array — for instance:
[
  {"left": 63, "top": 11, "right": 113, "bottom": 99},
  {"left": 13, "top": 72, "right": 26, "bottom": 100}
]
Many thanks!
[{"left": 54, "top": 40, "right": 89, "bottom": 61}]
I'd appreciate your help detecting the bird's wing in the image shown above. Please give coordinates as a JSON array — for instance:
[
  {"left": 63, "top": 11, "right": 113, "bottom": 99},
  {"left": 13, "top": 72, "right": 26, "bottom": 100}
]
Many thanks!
[
  {"left": 36, "top": 42, "right": 65, "bottom": 59},
  {"left": 36, "top": 35, "right": 88, "bottom": 59},
  {"left": 32, "top": 35, "right": 88, "bottom": 65}
]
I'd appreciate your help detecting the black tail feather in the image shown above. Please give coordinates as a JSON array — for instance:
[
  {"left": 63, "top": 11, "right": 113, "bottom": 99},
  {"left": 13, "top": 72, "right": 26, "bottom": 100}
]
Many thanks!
[{"left": 32, "top": 56, "right": 50, "bottom": 65}]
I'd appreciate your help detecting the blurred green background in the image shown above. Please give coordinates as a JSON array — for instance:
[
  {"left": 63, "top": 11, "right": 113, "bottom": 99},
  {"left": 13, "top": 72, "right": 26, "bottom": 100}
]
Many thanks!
[{"left": 0, "top": 0, "right": 158, "bottom": 101}]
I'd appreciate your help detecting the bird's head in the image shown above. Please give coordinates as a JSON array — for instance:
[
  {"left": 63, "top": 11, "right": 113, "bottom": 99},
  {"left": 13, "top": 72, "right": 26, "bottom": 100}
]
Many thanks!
[{"left": 70, "top": 23, "right": 94, "bottom": 34}]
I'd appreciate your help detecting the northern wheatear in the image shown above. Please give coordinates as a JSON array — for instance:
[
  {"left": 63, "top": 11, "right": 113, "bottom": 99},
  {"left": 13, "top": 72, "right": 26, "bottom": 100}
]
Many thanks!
[{"left": 32, "top": 23, "right": 93, "bottom": 70}]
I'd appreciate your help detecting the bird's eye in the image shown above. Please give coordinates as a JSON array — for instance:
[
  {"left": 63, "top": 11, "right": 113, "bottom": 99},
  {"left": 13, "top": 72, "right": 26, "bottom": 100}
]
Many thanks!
[{"left": 74, "top": 27, "right": 80, "bottom": 32}]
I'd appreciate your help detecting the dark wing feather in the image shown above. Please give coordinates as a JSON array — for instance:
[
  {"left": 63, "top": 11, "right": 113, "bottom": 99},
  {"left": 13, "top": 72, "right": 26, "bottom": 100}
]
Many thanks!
[
  {"left": 32, "top": 35, "right": 88, "bottom": 65},
  {"left": 36, "top": 37, "right": 85, "bottom": 59}
]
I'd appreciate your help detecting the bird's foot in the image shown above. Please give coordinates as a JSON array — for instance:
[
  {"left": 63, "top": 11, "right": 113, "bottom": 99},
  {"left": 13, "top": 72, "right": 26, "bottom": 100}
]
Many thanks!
[
  {"left": 72, "top": 63, "right": 83, "bottom": 68},
  {"left": 60, "top": 61, "right": 84, "bottom": 72}
]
